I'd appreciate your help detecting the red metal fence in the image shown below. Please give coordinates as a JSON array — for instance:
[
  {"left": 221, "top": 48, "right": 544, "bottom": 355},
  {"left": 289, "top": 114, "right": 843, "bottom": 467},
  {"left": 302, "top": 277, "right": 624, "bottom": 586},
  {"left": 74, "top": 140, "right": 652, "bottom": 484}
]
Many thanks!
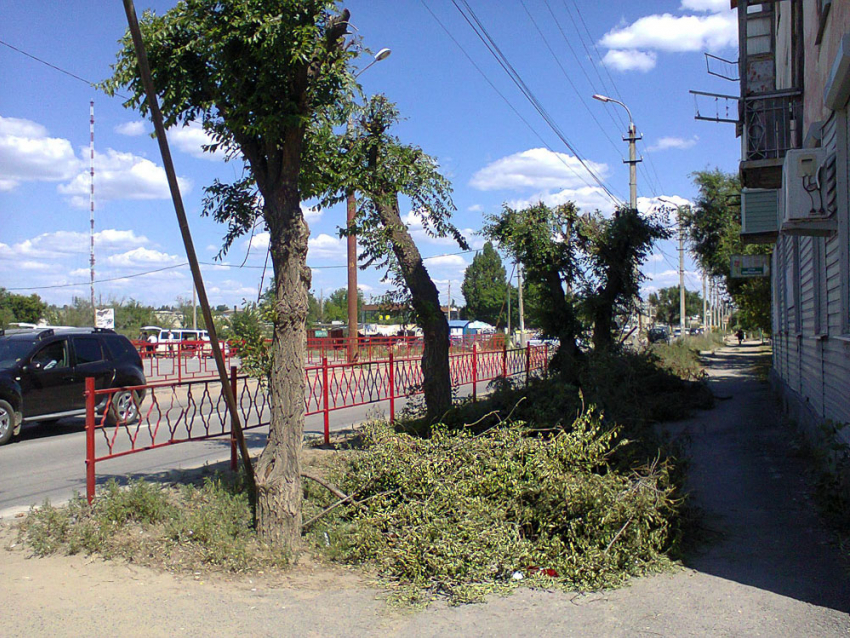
[
  {"left": 86, "top": 342, "right": 548, "bottom": 503},
  {"left": 131, "top": 339, "right": 237, "bottom": 383}
]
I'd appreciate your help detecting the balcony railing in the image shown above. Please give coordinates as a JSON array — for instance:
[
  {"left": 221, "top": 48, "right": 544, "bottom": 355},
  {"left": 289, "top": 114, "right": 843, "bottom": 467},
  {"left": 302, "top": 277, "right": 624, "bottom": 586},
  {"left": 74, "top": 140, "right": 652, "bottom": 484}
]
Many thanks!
[{"left": 743, "top": 90, "right": 802, "bottom": 162}]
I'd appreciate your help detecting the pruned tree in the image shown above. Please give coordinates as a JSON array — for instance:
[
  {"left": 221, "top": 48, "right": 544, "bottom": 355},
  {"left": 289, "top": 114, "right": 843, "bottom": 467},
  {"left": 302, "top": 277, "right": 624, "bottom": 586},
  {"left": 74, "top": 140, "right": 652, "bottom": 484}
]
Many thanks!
[
  {"left": 580, "top": 207, "right": 669, "bottom": 351},
  {"left": 105, "top": 0, "right": 356, "bottom": 550},
  {"left": 484, "top": 202, "right": 582, "bottom": 371},
  {"left": 336, "top": 96, "right": 468, "bottom": 421}
]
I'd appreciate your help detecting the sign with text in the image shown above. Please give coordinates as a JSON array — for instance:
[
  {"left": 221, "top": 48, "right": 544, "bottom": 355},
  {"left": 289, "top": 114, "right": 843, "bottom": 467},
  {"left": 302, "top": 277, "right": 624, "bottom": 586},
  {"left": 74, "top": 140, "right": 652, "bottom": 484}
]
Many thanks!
[{"left": 730, "top": 254, "right": 770, "bottom": 278}]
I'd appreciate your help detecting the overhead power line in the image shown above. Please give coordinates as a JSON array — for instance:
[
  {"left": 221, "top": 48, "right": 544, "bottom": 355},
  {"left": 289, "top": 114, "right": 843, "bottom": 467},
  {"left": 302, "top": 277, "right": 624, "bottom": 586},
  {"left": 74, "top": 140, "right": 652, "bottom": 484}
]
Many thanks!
[
  {"left": 446, "top": 0, "right": 623, "bottom": 205},
  {"left": 0, "top": 38, "right": 129, "bottom": 99},
  {"left": 5, "top": 249, "right": 480, "bottom": 291}
]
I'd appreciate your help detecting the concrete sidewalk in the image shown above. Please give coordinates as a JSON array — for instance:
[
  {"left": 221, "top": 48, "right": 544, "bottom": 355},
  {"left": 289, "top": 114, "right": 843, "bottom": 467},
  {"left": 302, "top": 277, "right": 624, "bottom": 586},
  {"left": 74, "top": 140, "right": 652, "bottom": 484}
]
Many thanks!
[{"left": 2, "top": 343, "right": 849, "bottom": 637}]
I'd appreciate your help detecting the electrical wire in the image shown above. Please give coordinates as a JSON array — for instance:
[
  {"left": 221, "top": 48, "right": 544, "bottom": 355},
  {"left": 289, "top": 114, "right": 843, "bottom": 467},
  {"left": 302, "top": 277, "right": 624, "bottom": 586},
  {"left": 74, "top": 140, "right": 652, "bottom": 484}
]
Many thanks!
[
  {"left": 447, "top": 0, "right": 623, "bottom": 205},
  {"left": 419, "top": 0, "right": 618, "bottom": 205},
  {"left": 0, "top": 38, "right": 130, "bottom": 99}
]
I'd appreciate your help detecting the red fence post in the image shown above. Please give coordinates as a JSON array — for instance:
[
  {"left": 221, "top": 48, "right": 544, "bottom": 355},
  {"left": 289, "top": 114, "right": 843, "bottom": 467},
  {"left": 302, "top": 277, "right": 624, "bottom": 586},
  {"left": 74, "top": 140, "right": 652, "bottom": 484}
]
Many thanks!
[
  {"left": 472, "top": 343, "right": 478, "bottom": 402},
  {"left": 502, "top": 340, "right": 508, "bottom": 378},
  {"left": 177, "top": 342, "right": 183, "bottom": 384},
  {"left": 230, "top": 365, "right": 238, "bottom": 472},
  {"left": 389, "top": 351, "right": 395, "bottom": 422},
  {"left": 544, "top": 343, "right": 549, "bottom": 376},
  {"left": 525, "top": 342, "right": 531, "bottom": 385},
  {"left": 85, "top": 377, "right": 96, "bottom": 505},
  {"left": 322, "top": 356, "right": 330, "bottom": 445}
]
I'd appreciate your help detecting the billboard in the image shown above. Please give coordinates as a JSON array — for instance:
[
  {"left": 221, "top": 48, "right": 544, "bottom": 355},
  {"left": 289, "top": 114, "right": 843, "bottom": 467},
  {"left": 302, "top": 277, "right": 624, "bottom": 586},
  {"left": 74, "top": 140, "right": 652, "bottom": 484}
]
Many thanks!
[
  {"left": 730, "top": 254, "right": 770, "bottom": 278},
  {"left": 95, "top": 307, "right": 115, "bottom": 329}
]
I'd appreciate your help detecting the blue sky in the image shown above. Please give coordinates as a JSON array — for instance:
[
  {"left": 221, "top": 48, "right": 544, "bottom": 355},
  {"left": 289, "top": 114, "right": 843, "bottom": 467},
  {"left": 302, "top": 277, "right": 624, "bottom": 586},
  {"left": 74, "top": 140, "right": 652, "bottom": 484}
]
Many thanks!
[{"left": 0, "top": 0, "right": 740, "bottom": 309}]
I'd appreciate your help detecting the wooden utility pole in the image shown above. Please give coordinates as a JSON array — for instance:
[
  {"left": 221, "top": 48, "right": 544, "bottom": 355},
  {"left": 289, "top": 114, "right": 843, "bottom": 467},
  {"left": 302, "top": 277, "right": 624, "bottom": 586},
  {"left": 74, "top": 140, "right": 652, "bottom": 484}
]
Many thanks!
[
  {"left": 517, "top": 263, "right": 525, "bottom": 345},
  {"left": 122, "top": 0, "right": 255, "bottom": 492}
]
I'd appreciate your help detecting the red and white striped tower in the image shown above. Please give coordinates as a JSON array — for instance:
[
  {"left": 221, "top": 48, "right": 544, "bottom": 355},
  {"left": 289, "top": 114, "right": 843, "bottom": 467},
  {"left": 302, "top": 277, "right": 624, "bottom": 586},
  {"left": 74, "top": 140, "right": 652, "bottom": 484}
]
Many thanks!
[{"left": 89, "top": 100, "right": 96, "bottom": 325}]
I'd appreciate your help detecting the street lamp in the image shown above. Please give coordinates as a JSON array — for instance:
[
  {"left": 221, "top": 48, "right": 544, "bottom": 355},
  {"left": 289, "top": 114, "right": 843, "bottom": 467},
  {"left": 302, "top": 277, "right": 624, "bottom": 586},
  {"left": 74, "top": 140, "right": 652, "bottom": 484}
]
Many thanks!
[
  {"left": 594, "top": 93, "right": 643, "bottom": 335},
  {"left": 347, "top": 48, "right": 391, "bottom": 361},
  {"left": 592, "top": 94, "right": 640, "bottom": 211}
]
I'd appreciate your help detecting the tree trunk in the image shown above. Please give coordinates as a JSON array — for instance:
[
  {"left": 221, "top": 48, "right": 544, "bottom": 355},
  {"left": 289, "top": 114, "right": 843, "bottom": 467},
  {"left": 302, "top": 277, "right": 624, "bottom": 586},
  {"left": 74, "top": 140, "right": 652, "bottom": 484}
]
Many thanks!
[
  {"left": 375, "top": 195, "right": 452, "bottom": 421},
  {"left": 254, "top": 160, "right": 310, "bottom": 551}
]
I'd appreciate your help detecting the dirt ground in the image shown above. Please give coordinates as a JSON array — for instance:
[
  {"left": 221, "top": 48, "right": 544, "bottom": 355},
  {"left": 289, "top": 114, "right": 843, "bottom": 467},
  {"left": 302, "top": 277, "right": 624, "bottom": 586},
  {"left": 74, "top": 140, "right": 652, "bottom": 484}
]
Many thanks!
[{"left": 2, "top": 342, "right": 849, "bottom": 637}]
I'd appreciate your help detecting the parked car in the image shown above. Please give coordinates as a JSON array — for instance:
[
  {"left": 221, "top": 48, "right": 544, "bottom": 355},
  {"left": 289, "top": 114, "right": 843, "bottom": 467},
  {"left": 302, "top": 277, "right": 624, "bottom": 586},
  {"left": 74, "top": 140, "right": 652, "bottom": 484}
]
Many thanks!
[
  {"left": 0, "top": 327, "right": 146, "bottom": 445},
  {"left": 647, "top": 327, "right": 671, "bottom": 344}
]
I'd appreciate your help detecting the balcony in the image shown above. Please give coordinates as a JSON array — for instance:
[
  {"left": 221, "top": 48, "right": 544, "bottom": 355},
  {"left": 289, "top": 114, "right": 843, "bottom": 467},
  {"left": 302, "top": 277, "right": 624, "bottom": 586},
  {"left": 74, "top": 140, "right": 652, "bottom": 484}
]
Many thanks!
[{"left": 740, "top": 90, "right": 802, "bottom": 189}]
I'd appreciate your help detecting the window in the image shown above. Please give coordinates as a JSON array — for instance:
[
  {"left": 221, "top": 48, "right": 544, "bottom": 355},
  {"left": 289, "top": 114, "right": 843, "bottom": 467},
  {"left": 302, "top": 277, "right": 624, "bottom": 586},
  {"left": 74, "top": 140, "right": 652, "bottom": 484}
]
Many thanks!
[
  {"left": 32, "top": 341, "right": 69, "bottom": 370},
  {"left": 104, "top": 337, "right": 134, "bottom": 360},
  {"left": 74, "top": 337, "right": 104, "bottom": 365}
]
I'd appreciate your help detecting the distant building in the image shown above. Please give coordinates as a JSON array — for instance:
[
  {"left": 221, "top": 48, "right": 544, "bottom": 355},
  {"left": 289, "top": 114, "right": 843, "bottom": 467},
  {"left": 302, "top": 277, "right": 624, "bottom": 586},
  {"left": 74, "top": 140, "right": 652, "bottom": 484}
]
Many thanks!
[{"left": 448, "top": 319, "right": 472, "bottom": 337}]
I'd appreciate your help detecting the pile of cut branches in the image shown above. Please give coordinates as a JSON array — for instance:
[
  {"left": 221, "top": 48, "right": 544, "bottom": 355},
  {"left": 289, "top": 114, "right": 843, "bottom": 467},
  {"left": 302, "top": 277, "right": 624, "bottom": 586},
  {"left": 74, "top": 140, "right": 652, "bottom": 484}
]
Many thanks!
[{"left": 306, "top": 408, "right": 679, "bottom": 605}]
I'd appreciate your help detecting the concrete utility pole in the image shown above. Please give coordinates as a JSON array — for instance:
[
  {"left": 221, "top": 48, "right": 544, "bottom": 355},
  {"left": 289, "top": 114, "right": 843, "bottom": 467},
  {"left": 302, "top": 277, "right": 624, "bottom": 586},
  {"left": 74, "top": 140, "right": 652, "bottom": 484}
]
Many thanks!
[
  {"left": 506, "top": 267, "right": 512, "bottom": 339},
  {"left": 679, "top": 206, "right": 686, "bottom": 335},
  {"left": 702, "top": 272, "right": 708, "bottom": 329},
  {"left": 593, "top": 94, "right": 643, "bottom": 336},
  {"left": 89, "top": 100, "right": 96, "bottom": 326},
  {"left": 517, "top": 263, "right": 525, "bottom": 345},
  {"left": 447, "top": 280, "right": 452, "bottom": 320},
  {"left": 192, "top": 283, "right": 197, "bottom": 330},
  {"left": 346, "top": 48, "right": 391, "bottom": 362}
]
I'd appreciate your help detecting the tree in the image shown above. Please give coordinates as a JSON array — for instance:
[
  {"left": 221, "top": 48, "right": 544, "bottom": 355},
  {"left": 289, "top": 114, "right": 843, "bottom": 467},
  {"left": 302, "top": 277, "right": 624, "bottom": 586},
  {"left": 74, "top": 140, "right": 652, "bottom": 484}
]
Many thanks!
[
  {"left": 0, "top": 289, "right": 47, "bottom": 326},
  {"left": 580, "top": 207, "right": 669, "bottom": 350},
  {"left": 648, "top": 286, "right": 703, "bottom": 326},
  {"left": 321, "top": 288, "right": 363, "bottom": 323},
  {"left": 484, "top": 202, "right": 582, "bottom": 371},
  {"left": 461, "top": 242, "right": 508, "bottom": 327},
  {"left": 340, "top": 96, "right": 467, "bottom": 421},
  {"left": 107, "top": 0, "right": 355, "bottom": 549},
  {"left": 684, "top": 170, "right": 771, "bottom": 333}
]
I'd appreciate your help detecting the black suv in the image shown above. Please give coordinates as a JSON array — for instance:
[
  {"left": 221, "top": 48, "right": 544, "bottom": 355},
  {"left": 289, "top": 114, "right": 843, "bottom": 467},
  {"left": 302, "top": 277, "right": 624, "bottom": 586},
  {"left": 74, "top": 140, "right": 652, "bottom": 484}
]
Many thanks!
[{"left": 0, "top": 328, "right": 146, "bottom": 445}]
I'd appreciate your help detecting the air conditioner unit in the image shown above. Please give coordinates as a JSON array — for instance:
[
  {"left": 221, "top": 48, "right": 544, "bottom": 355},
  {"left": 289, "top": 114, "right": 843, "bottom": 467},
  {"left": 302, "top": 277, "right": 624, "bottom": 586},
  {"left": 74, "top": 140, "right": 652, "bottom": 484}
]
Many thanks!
[
  {"left": 780, "top": 148, "right": 837, "bottom": 236},
  {"left": 741, "top": 188, "right": 779, "bottom": 238}
]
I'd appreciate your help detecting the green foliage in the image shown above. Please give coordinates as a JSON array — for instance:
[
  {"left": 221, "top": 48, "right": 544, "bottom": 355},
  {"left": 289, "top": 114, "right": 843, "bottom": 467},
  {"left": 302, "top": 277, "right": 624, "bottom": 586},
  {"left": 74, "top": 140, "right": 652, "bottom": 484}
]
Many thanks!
[
  {"left": 580, "top": 207, "right": 670, "bottom": 350},
  {"left": 336, "top": 96, "right": 468, "bottom": 299},
  {"left": 685, "top": 170, "right": 771, "bottom": 333},
  {"left": 648, "top": 286, "right": 704, "bottom": 327},
  {"left": 46, "top": 297, "right": 159, "bottom": 336},
  {"left": 461, "top": 242, "right": 509, "bottom": 327},
  {"left": 312, "top": 415, "right": 678, "bottom": 605},
  {"left": 0, "top": 288, "right": 47, "bottom": 326},
  {"left": 21, "top": 476, "right": 288, "bottom": 573},
  {"left": 484, "top": 202, "right": 581, "bottom": 357},
  {"left": 320, "top": 287, "right": 364, "bottom": 323},
  {"left": 228, "top": 299, "right": 274, "bottom": 382}
]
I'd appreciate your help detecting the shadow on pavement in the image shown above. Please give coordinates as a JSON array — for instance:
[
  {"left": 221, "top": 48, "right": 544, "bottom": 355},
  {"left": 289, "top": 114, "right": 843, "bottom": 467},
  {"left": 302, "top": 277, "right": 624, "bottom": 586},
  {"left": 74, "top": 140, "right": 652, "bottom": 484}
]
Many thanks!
[{"left": 669, "top": 344, "right": 850, "bottom": 613}]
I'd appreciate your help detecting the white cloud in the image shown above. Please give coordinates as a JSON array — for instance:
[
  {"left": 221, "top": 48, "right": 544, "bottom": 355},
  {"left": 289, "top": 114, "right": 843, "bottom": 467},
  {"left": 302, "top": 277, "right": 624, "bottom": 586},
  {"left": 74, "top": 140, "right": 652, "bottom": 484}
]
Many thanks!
[
  {"left": 168, "top": 121, "right": 228, "bottom": 161},
  {"left": 0, "top": 229, "right": 150, "bottom": 261},
  {"left": 680, "top": 0, "right": 728, "bottom": 13},
  {"left": 602, "top": 49, "right": 657, "bottom": 72},
  {"left": 59, "top": 148, "right": 193, "bottom": 208},
  {"left": 114, "top": 121, "right": 146, "bottom": 136},
  {"left": 0, "top": 115, "right": 80, "bottom": 190},
  {"left": 600, "top": 12, "right": 737, "bottom": 53},
  {"left": 507, "top": 186, "right": 617, "bottom": 216},
  {"left": 471, "top": 148, "right": 608, "bottom": 192},
  {"left": 467, "top": 204, "right": 482, "bottom": 212},
  {"left": 401, "top": 211, "right": 485, "bottom": 250},
  {"left": 18, "top": 260, "right": 51, "bottom": 271},
  {"left": 105, "top": 246, "right": 182, "bottom": 268},
  {"left": 302, "top": 204, "right": 322, "bottom": 222},
  {"left": 648, "top": 136, "right": 699, "bottom": 151},
  {"left": 423, "top": 254, "right": 468, "bottom": 269},
  {"left": 308, "top": 233, "right": 346, "bottom": 260}
]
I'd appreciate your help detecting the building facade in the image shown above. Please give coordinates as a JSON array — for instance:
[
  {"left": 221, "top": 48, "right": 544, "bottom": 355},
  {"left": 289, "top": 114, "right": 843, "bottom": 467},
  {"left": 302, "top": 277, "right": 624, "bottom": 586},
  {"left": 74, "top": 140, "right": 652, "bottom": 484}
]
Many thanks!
[{"left": 737, "top": 0, "right": 850, "bottom": 437}]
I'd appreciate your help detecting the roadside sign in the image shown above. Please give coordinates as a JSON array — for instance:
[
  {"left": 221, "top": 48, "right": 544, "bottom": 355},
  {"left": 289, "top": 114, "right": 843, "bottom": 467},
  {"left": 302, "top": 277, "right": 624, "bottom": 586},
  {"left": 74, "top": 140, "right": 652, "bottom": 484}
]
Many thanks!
[{"left": 730, "top": 254, "right": 770, "bottom": 278}]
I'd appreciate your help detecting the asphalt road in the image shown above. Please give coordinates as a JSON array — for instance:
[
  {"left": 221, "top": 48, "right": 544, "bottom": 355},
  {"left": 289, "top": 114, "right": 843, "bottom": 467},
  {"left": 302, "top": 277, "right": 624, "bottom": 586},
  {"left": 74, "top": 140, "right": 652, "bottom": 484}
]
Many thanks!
[{"left": 0, "top": 376, "right": 493, "bottom": 515}]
